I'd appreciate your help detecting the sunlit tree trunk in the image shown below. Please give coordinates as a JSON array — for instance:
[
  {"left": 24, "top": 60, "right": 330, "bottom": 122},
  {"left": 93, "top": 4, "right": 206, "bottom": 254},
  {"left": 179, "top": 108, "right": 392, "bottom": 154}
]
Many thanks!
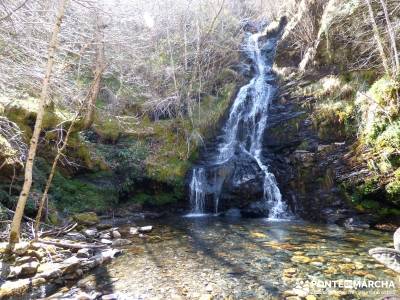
[
  {"left": 9, "top": 0, "right": 68, "bottom": 244},
  {"left": 365, "top": 0, "right": 391, "bottom": 76}
]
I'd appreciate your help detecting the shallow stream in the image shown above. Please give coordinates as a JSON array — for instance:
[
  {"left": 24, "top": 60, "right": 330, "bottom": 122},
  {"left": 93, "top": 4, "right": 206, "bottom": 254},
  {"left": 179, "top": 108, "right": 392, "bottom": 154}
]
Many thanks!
[{"left": 61, "top": 216, "right": 400, "bottom": 300}]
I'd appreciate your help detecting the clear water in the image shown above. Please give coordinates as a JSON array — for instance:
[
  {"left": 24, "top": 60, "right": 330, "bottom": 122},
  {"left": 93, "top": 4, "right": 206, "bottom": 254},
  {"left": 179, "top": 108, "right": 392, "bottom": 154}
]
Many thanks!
[
  {"left": 66, "top": 217, "right": 400, "bottom": 300},
  {"left": 189, "top": 29, "right": 290, "bottom": 219}
]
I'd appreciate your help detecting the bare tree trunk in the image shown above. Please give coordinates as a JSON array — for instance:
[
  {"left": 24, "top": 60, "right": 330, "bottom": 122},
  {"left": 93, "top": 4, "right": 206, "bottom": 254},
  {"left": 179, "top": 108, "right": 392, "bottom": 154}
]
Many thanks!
[
  {"left": 9, "top": 0, "right": 68, "bottom": 244},
  {"left": 83, "top": 12, "right": 105, "bottom": 129},
  {"left": 365, "top": 0, "right": 391, "bottom": 76},
  {"left": 379, "top": 0, "right": 399, "bottom": 77},
  {"left": 33, "top": 114, "right": 78, "bottom": 240}
]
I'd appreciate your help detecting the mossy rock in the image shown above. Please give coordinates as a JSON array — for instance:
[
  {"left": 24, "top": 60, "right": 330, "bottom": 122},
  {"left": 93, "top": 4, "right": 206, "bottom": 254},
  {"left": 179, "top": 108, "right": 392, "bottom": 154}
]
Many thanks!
[{"left": 72, "top": 212, "right": 99, "bottom": 226}]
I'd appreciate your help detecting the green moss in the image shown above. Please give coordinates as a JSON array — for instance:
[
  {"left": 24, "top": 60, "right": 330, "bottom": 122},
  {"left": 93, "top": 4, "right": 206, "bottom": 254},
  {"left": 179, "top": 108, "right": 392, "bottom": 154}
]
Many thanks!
[{"left": 93, "top": 117, "right": 121, "bottom": 143}]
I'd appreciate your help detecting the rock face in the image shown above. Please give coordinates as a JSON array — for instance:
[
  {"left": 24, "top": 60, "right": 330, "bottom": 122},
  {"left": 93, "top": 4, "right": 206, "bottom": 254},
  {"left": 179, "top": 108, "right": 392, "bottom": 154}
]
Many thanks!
[{"left": 262, "top": 91, "right": 359, "bottom": 222}]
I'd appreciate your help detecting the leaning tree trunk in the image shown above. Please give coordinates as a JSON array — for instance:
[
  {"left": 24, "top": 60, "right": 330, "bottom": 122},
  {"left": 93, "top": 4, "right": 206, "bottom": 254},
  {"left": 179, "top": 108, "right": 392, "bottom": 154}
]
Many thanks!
[
  {"left": 379, "top": 0, "right": 399, "bottom": 77},
  {"left": 9, "top": 0, "right": 68, "bottom": 244},
  {"left": 83, "top": 12, "right": 105, "bottom": 129}
]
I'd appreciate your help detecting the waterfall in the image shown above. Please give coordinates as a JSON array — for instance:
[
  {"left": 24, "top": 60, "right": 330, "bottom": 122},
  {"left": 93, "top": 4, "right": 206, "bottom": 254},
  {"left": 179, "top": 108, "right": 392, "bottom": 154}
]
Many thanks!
[{"left": 188, "top": 22, "right": 291, "bottom": 219}]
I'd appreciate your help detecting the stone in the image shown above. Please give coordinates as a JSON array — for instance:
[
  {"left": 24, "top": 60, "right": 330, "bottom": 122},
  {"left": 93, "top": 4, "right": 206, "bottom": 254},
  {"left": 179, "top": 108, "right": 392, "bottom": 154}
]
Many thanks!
[
  {"left": 73, "top": 212, "right": 99, "bottom": 226},
  {"left": 26, "top": 249, "right": 45, "bottom": 261},
  {"left": 77, "top": 248, "right": 92, "bottom": 258},
  {"left": 77, "top": 292, "right": 92, "bottom": 300},
  {"left": 111, "top": 230, "right": 121, "bottom": 239},
  {"left": 61, "top": 256, "right": 81, "bottom": 274},
  {"left": 102, "top": 294, "right": 118, "bottom": 300},
  {"left": 7, "top": 266, "right": 22, "bottom": 279},
  {"left": 199, "top": 295, "right": 213, "bottom": 300},
  {"left": 305, "top": 296, "right": 317, "bottom": 300},
  {"left": 129, "top": 227, "right": 139, "bottom": 235},
  {"left": 369, "top": 248, "right": 400, "bottom": 273},
  {"left": 82, "top": 228, "right": 98, "bottom": 238},
  {"left": 310, "top": 261, "right": 323, "bottom": 267},
  {"left": 12, "top": 242, "right": 30, "bottom": 256},
  {"left": 205, "top": 283, "right": 213, "bottom": 292},
  {"left": 101, "top": 249, "right": 122, "bottom": 260},
  {"left": 38, "top": 266, "right": 63, "bottom": 280},
  {"left": 112, "top": 239, "right": 131, "bottom": 247},
  {"left": 250, "top": 231, "right": 267, "bottom": 239},
  {"left": 139, "top": 226, "right": 153, "bottom": 233},
  {"left": 100, "top": 233, "right": 111, "bottom": 239},
  {"left": 100, "top": 239, "right": 113, "bottom": 245},
  {"left": 0, "top": 242, "right": 9, "bottom": 254},
  {"left": 65, "top": 232, "right": 87, "bottom": 241},
  {"left": 15, "top": 256, "right": 38, "bottom": 265},
  {"left": 0, "top": 261, "right": 11, "bottom": 279},
  {"left": 290, "top": 255, "right": 311, "bottom": 264},
  {"left": 8, "top": 261, "right": 39, "bottom": 278}
]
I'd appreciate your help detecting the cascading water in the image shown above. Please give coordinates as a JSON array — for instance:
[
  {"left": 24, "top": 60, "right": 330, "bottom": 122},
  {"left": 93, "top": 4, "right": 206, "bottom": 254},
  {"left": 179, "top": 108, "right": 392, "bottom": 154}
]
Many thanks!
[{"left": 188, "top": 20, "right": 291, "bottom": 219}]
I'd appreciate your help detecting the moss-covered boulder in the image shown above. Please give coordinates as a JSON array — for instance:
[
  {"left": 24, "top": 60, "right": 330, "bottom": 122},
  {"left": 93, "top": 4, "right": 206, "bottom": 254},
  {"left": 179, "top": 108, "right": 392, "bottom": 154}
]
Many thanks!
[{"left": 72, "top": 212, "right": 99, "bottom": 226}]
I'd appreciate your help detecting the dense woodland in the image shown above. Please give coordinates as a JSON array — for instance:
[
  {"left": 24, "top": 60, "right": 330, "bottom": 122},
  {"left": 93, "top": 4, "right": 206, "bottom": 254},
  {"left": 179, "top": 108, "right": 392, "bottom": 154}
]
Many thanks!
[{"left": 0, "top": 0, "right": 400, "bottom": 299}]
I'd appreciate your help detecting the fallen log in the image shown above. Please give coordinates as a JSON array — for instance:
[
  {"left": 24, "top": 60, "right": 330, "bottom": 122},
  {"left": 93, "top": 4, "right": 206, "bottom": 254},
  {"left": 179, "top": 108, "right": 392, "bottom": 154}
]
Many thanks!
[{"left": 37, "top": 239, "right": 106, "bottom": 249}]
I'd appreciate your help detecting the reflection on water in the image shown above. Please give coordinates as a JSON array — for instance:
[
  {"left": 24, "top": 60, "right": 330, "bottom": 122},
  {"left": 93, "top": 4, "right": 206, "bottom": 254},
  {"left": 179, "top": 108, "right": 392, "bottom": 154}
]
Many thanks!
[{"left": 75, "top": 217, "right": 400, "bottom": 299}]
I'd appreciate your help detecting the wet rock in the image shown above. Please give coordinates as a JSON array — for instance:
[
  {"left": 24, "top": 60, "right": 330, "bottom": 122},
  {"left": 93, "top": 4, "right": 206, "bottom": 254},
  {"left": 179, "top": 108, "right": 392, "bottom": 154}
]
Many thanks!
[
  {"left": 77, "top": 248, "right": 92, "bottom": 258},
  {"left": 343, "top": 217, "right": 370, "bottom": 230},
  {"left": 224, "top": 208, "right": 241, "bottom": 217},
  {"left": 139, "top": 226, "right": 153, "bottom": 233},
  {"left": 369, "top": 248, "right": 400, "bottom": 273},
  {"left": 111, "top": 230, "right": 121, "bottom": 239},
  {"left": 73, "top": 212, "right": 99, "bottom": 226},
  {"left": 290, "top": 255, "right": 311, "bottom": 264},
  {"left": 112, "top": 239, "right": 131, "bottom": 247}
]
